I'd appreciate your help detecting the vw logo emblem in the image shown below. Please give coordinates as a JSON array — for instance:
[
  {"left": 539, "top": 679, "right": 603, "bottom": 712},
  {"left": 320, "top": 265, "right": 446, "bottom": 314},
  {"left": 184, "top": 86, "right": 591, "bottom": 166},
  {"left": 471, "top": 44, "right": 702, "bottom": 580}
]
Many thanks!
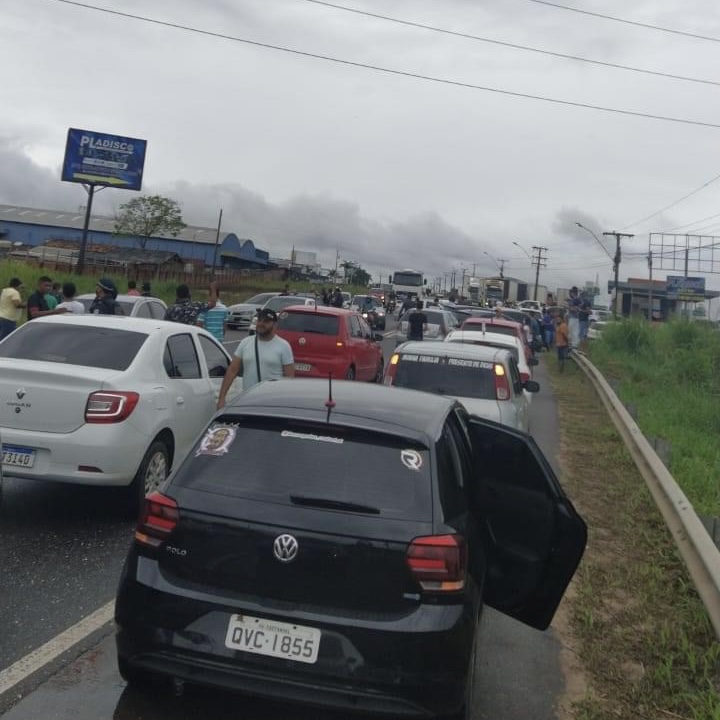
[
  {"left": 273, "top": 534, "right": 299, "bottom": 563},
  {"left": 16, "top": 388, "right": 26, "bottom": 400},
  {"left": 299, "top": 337, "right": 306, "bottom": 345}
]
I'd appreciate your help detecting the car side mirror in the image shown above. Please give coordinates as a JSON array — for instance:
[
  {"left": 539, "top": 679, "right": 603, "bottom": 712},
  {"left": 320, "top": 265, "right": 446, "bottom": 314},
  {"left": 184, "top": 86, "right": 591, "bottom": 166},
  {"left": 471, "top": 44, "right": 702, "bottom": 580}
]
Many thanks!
[
  {"left": 528, "top": 357, "right": 539, "bottom": 366},
  {"left": 208, "top": 364, "right": 227, "bottom": 378},
  {"left": 523, "top": 380, "right": 540, "bottom": 393}
]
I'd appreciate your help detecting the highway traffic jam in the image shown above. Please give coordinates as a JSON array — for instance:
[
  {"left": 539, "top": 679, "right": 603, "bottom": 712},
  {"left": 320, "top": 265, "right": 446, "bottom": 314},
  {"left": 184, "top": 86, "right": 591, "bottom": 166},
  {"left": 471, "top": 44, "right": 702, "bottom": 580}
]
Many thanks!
[{"left": 0, "top": 279, "right": 587, "bottom": 720}]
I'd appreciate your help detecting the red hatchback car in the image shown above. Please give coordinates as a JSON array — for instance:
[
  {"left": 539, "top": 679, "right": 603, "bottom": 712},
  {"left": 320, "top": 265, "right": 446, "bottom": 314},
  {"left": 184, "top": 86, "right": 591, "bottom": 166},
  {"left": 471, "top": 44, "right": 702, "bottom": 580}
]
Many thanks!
[{"left": 276, "top": 306, "right": 385, "bottom": 382}]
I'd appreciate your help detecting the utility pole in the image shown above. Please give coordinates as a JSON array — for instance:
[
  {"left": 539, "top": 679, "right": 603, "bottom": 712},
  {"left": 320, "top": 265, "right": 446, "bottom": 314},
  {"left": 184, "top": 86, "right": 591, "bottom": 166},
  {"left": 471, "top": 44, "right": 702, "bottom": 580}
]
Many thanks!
[
  {"left": 603, "top": 231, "right": 634, "bottom": 318},
  {"left": 210, "top": 208, "right": 223, "bottom": 278},
  {"left": 531, "top": 246, "right": 548, "bottom": 301},
  {"left": 498, "top": 258, "right": 507, "bottom": 279}
]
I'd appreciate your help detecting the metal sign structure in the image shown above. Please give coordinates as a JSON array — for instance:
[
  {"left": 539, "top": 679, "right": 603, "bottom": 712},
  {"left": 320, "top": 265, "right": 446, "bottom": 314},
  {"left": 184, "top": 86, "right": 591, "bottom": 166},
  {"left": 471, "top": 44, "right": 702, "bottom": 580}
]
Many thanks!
[
  {"left": 61, "top": 128, "right": 147, "bottom": 190},
  {"left": 666, "top": 275, "right": 706, "bottom": 302},
  {"left": 648, "top": 233, "right": 720, "bottom": 275}
]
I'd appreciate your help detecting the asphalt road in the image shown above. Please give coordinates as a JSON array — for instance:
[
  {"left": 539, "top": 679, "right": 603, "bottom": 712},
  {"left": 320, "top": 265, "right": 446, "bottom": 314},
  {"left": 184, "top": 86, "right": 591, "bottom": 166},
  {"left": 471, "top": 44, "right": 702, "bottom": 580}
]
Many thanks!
[{"left": 0, "top": 316, "right": 567, "bottom": 720}]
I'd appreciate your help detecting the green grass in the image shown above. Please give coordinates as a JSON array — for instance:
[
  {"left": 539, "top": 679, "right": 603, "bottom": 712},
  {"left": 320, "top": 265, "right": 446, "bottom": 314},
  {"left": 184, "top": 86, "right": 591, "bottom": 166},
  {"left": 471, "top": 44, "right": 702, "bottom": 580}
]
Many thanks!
[
  {"left": 589, "top": 318, "right": 720, "bottom": 516},
  {"left": 547, "top": 357, "right": 720, "bottom": 719}
]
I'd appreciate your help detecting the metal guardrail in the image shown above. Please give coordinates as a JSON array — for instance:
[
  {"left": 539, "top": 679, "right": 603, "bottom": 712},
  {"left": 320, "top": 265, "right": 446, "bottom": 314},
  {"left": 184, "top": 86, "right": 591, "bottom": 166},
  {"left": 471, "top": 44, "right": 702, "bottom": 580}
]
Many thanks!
[{"left": 572, "top": 351, "right": 720, "bottom": 639}]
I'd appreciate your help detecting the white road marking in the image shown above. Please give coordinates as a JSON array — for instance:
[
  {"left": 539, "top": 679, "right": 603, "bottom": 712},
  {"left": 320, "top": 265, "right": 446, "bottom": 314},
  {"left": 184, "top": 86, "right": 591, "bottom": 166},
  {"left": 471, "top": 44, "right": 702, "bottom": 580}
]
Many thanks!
[{"left": 0, "top": 601, "right": 114, "bottom": 698}]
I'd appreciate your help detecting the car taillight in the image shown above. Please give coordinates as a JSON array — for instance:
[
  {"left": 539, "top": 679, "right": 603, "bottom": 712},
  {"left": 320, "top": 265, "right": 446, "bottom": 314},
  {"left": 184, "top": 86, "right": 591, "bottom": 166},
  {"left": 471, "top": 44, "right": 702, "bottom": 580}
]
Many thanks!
[
  {"left": 135, "top": 492, "right": 179, "bottom": 548},
  {"left": 406, "top": 535, "right": 467, "bottom": 592},
  {"left": 85, "top": 392, "right": 139, "bottom": 423},
  {"left": 384, "top": 353, "right": 400, "bottom": 385},
  {"left": 494, "top": 364, "right": 510, "bottom": 400}
]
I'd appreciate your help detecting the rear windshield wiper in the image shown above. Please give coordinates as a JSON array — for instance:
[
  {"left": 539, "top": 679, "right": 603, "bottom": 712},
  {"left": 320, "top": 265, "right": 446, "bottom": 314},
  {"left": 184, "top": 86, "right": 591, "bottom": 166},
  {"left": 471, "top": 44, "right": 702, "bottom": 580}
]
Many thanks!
[{"left": 289, "top": 494, "right": 380, "bottom": 514}]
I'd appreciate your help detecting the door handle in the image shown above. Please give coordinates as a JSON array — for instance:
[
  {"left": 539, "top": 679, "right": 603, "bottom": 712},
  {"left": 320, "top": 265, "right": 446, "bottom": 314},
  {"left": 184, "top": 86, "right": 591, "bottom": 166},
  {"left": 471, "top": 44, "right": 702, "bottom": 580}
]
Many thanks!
[{"left": 176, "top": 397, "right": 185, "bottom": 405}]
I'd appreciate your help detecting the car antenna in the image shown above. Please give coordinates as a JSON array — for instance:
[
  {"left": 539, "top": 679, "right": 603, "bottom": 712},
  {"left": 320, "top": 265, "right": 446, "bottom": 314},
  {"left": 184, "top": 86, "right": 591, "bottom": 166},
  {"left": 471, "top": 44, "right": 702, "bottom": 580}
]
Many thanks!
[{"left": 325, "top": 372, "right": 336, "bottom": 421}]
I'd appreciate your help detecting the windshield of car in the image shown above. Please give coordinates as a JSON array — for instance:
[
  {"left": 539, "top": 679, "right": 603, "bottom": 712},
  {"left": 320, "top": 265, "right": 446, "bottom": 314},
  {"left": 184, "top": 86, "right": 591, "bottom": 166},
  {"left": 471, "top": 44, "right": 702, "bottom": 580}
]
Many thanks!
[
  {"left": 0, "top": 324, "right": 148, "bottom": 370},
  {"left": 422, "top": 310, "right": 447, "bottom": 325},
  {"left": 172, "top": 418, "right": 431, "bottom": 519},
  {"left": 393, "top": 353, "right": 497, "bottom": 399},
  {"left": 277, "top": 312, "right": 339, "bottom": 335},
  {"left": 266, "top": 296, "right": 310, "bottom": 312}
]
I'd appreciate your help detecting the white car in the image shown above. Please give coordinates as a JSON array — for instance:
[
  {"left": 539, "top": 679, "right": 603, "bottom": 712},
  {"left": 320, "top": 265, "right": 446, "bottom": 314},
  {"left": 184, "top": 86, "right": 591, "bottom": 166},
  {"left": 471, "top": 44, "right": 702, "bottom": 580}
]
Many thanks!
[
  {"left": 77, "top": 293, "right": 167, "bottom": 318},
  {"left": 226, "top": 292, "right": 280, "bottom": 329},
  {"left": 248, "top": 295, "right": 317, "bottom": 335},
  {"left": 397, "top": 308, "right": 459, "bottom": 344},
  {"left": 0, "top": 316, "right": 241, "bottom": 512},
  {"left": 444, "top": 328, "right": 538, "bottom": 403},
  {"left": 385, "top": 341, "right": 538, "bottom": 432}
]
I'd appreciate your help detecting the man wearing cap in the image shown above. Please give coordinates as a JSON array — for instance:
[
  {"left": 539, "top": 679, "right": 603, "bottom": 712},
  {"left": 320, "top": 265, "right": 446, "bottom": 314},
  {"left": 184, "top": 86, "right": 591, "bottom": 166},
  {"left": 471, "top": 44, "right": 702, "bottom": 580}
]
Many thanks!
[
  {"left": 216, "top": 308, "right": 294, "bottom": 409},
  {"left": 89, "top": 278, "right": 121, "bottom": 315},
  {"left": 164, "top": 282, "right": 218, "bottom": 325}
]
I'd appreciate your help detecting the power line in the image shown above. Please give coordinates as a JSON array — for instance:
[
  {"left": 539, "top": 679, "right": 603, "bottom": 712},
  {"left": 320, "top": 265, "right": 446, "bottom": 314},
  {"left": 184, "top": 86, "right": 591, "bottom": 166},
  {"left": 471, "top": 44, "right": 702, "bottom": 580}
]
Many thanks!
[
  {"left": 304, "top": 0, "right": 720, "bottom": 88},
  {"left": 43, "top": 0, "right": 720, "bottom": 130},
  {"left": 519, "top": 0, "right": 720, "bottom": 44},
  {"left": 619, "top": 171, "right": 720, "bottom": 230},
  {"left": 662, "top": 211, "right": 720, "bottom": 233}
]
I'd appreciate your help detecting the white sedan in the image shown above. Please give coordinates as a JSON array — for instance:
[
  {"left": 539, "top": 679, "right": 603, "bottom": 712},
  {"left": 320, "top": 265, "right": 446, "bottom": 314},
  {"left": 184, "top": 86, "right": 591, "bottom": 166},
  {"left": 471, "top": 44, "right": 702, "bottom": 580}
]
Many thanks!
[
  {"left": 0, "top": 316, "right": 241, "bottom": 513},
  {"left": 77, "top": 293, "right": 167, "bottom": 318}
]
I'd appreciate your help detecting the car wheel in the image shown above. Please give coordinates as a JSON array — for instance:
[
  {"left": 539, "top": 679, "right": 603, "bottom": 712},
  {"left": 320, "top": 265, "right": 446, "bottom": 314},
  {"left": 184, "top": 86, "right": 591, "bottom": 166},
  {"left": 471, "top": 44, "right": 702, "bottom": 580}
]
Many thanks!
[
  {"left": 373, "top": 358, "right": 384, "bottom": 383},
  {"left": 345, "top": 365, "right": 356, "bottom": 381},
  {"left": 126, "top": 440, "right": 169, "bottom": 517}
]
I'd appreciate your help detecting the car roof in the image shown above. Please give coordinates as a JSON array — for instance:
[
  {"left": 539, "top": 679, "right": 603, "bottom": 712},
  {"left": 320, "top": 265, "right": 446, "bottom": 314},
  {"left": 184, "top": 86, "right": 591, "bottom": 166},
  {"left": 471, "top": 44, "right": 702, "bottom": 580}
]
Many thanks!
[
  {"left": 283, "top": 305, "right": 351, "bottom": 316},
  {"left": 463, "top": 317, "right": 522, "bottom": 329},
  {"left": 225, "top": 378, "right": 453, "bottom": 441},
  {"left": 396, "top": 340, "right": 511, "bottom": 363},
  {"left": 25, "top": 314, "right": 208, "bottom": 335}
]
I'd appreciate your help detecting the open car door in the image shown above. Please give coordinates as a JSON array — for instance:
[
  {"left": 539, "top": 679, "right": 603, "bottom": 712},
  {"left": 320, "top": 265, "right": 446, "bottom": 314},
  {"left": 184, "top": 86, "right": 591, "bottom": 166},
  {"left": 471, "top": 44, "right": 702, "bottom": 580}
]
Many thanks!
[{"left": 466, "top": 416, "right": 587, "bottom": 630}]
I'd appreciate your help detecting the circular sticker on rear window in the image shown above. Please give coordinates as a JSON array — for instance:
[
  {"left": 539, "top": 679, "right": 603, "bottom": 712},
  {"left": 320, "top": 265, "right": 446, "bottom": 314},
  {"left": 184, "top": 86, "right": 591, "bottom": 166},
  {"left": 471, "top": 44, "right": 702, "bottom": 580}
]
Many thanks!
[
  {"left": 195, "top": 425, "right": 237, "bottom": 457},
  {"left": 279, "top": 311, "right": 288, "bottom": 320},
  {"left": 401, "top": 449, "right": 423, "bottom": 471}
]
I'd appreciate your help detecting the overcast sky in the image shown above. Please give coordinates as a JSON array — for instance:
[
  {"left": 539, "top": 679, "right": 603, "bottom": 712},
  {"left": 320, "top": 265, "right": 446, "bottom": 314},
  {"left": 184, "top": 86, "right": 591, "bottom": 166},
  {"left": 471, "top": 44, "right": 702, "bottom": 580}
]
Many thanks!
[{"left": 4, "top": 0, "right": 720, "bottom": 299}]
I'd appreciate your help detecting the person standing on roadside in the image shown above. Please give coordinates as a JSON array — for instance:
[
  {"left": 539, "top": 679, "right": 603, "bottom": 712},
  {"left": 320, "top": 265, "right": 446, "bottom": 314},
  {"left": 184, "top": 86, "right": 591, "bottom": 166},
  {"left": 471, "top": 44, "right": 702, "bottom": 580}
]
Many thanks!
[
  {"left": 197, "top": 290, "right": 228, "bottom": 342},
  {"left": 165, "top": 282, "right": 218, "bottom": 324},
  {"left": 141, "top": 282, "right": 152, "bottom": 297},
  {"left": 27, "top": 276, "right": 68, "bottom": 321},
  {"left": 566, "top": 286, "right": 581, "bottom": 350},
  {"left": 56, "top": 282, "right": 85, "bottom": 314},
  {"left": 0, "top": 277, "right": 25, "bottom": 340},
  {"left": 89, "top": 278, "right": 121, "bottom": 315},
  {"left": 555, "top": 314, "right": 569, "bottom": 373},
  {"left": 578, "top": 299, "right": 592, "bottom": 351},
  {"left": 216, "top": 308, "right": 294, "bottom": 408},
  {"left": 406, "top": 300, "right": 428, "bottom": 341},
  {"left": 541, "top": 307, "right": 554, "bottom": 350},
  {"left": 126, "top": 280, "right": 141, "bottom": 296},
  {"left": 332, "top": 287, "right": 344, "bottom": 308}
]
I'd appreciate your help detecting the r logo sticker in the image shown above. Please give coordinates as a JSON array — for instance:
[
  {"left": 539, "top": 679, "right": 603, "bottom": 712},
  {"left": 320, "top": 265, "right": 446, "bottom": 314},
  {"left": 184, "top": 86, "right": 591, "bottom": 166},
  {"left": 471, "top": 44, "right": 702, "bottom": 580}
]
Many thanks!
[{"left": 401, "top": 449, "right": 423, "bottom": 471}]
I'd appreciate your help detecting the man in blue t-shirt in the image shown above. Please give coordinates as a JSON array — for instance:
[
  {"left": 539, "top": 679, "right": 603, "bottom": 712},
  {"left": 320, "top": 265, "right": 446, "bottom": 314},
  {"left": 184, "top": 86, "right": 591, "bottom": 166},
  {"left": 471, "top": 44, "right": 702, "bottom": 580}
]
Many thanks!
[{"left": 198, "top": 292, "right": 228, "bottom": 342}]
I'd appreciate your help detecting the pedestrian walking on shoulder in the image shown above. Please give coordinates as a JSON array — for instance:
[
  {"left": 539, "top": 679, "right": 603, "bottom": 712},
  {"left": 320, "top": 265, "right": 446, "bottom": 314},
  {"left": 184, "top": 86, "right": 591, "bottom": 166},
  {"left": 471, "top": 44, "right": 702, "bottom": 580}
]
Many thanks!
[
  {"left": 555, "top": 315, "right": 569, "bottom": 373},
  {"left": 0, "top": 277, "right": 25, "bottom": 340},
  {"left": 216, "top": 308, "right": 295, "bottom": 408},
  {"left": 164, "top": 282, "right": 218, "bottom": 324}
]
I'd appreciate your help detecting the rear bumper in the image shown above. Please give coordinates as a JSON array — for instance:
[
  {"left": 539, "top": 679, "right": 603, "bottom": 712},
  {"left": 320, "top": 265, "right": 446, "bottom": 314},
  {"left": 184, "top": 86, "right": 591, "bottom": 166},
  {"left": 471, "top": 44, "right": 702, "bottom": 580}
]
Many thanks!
[{"left": 116, "top": 556, "right": 477, "bottom": 717}]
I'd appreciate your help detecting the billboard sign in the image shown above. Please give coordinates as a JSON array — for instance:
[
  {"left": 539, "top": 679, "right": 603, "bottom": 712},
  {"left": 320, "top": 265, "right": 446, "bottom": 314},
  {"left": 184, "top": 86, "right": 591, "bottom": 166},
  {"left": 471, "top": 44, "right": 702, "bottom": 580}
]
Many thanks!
[
  {"left": 61, "top": 128, "right": 147, "bottom": 190},
  {"left": 666, "top": 275, "right": 706, "bottom": 302}
]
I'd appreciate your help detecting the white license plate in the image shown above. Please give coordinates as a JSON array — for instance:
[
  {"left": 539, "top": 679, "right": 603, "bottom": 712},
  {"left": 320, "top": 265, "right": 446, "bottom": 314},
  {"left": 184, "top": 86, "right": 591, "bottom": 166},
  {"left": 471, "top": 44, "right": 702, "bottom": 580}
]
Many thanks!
[
  {"left": 294, "top": 363, "right": 312, "bottom": 372},
  {"left": 224, "top": 614, "right": 321, "bottom": 664},
  {"left": 1, "top": 445, "right": 36, "bottom": 468}
]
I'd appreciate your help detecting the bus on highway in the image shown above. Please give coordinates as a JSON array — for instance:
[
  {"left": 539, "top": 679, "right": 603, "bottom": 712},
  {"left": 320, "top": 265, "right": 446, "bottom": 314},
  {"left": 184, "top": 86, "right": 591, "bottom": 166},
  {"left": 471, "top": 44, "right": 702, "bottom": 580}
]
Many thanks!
[{"left": 391, "top": 269, "right": 426, "bottom": 299}]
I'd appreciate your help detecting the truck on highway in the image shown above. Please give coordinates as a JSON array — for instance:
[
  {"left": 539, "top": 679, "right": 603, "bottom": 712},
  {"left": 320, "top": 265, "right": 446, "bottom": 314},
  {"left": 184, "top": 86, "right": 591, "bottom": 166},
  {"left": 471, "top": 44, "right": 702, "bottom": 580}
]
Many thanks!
[{"left": 391, "top": 269, "right": 426, "bottom": 299}]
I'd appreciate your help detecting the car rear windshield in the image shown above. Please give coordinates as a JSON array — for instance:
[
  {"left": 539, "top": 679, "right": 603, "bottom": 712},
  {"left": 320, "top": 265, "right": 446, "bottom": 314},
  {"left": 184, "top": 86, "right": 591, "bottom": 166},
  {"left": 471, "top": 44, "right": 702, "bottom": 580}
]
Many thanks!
[
  {"left": 422, "top": 311, "right": 446, "bottom": 324},
  {"left": 277, "top": 312, "right": 339, "bottom": 335},
  {"left": 394, "top": 353, "right": 497, "bottom": 400},
  {"left": 448, "top": 339, "right": 519, "bottom": 363},
  {"left": 172, "top": 418, "right": 432, "bottom": 519},
  {"left": 266, "top": 296, "right": 309, "bottom": 311},
  {"left": 0, "top": 324, "right": 148, "bottom": 370},
  {"left": 462, "top": 322, "right": 517, "bottom": 338}
]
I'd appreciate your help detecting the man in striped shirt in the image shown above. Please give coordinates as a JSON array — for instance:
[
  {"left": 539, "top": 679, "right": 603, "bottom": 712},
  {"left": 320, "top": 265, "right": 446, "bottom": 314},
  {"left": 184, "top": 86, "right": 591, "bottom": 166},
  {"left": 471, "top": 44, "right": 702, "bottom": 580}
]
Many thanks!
[{"left": 198, "top": 290, "right": 228, "bottom": 342}]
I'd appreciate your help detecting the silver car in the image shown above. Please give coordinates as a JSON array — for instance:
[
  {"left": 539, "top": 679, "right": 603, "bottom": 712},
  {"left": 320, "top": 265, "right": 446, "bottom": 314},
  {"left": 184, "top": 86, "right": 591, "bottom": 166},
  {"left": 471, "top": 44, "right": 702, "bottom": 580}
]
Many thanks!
[
  {"left": 385, "top": 341, "right": 538, "bottom": 432},
  {"left": 77, "top": 293, "right": 167, "bottom": 319},
  {"left": 226, "top": 292, "right": 280, "bottom": 329}
]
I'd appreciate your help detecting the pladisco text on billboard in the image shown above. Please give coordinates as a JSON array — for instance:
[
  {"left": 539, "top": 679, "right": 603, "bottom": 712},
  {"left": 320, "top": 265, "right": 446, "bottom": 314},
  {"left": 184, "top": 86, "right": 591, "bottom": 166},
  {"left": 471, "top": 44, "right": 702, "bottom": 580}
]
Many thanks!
[{"left": 61, "top": 128, "right": 147, "bottom": 191}]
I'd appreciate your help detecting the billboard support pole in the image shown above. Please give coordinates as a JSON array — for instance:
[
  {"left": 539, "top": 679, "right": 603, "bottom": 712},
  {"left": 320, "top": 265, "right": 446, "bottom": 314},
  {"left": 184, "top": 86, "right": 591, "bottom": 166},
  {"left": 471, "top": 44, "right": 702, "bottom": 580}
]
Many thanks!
[{"left": 77, "top": 184, "right": 96, "bottom": 275}]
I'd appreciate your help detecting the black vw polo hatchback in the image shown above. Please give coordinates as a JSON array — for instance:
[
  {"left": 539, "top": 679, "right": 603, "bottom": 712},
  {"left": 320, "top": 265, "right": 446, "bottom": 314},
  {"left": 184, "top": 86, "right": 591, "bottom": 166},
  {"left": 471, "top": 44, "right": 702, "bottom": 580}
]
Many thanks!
[{"left": 115, "top": 380, "right": 586, "bottom": 718}]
